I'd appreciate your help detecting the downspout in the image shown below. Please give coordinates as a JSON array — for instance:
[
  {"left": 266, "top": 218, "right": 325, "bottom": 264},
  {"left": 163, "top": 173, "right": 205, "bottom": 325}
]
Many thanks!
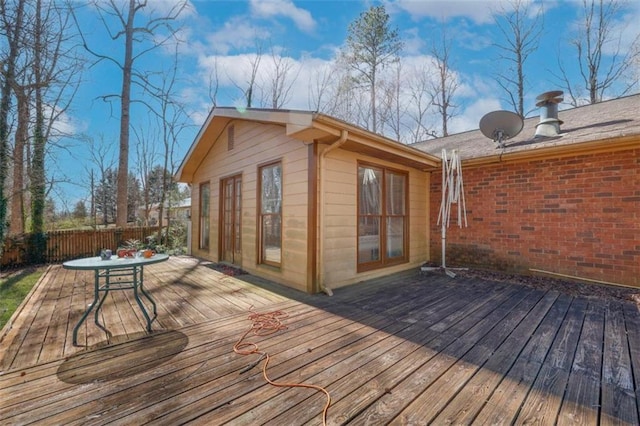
[{"left": 318, "top": 130, "right": 348, "bottom": 295}]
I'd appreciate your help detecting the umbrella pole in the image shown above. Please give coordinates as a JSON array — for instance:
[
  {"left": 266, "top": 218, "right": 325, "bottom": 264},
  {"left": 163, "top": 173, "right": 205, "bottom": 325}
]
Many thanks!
[{"left": 423, "top": 149, "right": 464, "bottom": 278}]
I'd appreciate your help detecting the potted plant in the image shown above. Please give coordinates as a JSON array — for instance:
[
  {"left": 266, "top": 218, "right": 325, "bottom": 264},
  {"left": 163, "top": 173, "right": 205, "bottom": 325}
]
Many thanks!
[{"left": 117, "top": 239, "right": 140, "bottom": 258}]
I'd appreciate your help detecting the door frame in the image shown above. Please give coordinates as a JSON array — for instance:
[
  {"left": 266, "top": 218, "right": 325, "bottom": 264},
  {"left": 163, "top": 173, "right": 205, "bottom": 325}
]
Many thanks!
[{"left": 219, "top": 174, "right": 242, "bottom": 265}]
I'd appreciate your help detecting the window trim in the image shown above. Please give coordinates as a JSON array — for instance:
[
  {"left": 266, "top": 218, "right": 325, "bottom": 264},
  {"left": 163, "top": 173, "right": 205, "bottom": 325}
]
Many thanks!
[
  {"left": 257, "top": 160, "right": 283, "bottom": 268},
  {"left": 357, "top": 161, "right": 409, "bottom": 272}
]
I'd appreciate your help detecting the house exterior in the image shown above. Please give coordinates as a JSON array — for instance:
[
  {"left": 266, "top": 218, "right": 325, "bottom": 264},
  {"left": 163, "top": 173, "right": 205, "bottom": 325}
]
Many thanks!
[
  {"left": 175, "top": 108, "right": 440, "bottom": 293},
  {"left": 138, "top": 198, "right": 191, "bottom": 226},
  {"left": 412, "top": 93, "right": 640, "bottom": 287},
  {"left": 177, "top": 94, "right": 640, "bottom": 292}
]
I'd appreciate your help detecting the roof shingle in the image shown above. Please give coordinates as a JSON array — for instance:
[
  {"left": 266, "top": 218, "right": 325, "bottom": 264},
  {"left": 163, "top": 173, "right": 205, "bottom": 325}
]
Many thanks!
[{"left": 411, "top": 93, "right": 640, "bottom": 160}]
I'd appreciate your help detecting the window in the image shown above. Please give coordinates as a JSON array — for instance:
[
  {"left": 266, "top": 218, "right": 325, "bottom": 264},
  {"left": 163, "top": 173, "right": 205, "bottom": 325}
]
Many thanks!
[
  {"left": 199, "top": 182, "right": 210, "bottom": 249},
  {"left": 358, "top": 163, "right": 407, "bottom": 271},
  {"left": 258, "top": 162, "right": 282, "bottom": 266}
]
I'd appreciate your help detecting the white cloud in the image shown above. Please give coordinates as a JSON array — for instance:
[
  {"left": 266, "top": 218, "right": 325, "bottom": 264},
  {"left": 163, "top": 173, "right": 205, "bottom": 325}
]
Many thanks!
[
  {"left": 249, "top": 0, "right": 317, "bottom": 33},
  {"left": 194, "top": 49, "right": 506, "bottom": 138},
  {"left": 196, "top": 52, "right": 329, "bottom": 110},
  {"left": 145, "top": 0, "right": 196, "bottom": 18},
  {"left": 205, "top": 16, "right": 272, "bottom": 54},
  {"left": 449, "top": 97, "right": 502, "bottom": 134},
  {"left": 402, "top": 27, "right": 425, "bottom": 55},
  {"left": 389, "top": 0, "right": 504, "bottom": 24},
  {"left": 604, "top": 8, "right": 640, "bottom": 56}
]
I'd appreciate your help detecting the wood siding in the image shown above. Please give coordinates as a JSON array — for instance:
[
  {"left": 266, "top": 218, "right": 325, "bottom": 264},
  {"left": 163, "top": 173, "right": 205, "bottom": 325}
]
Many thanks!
[
  {"left": 190, "top": 120, "right": 310, "bottom": 292},
  {"left": 321, "top": 148, "right": 430, "bottom": 289}
]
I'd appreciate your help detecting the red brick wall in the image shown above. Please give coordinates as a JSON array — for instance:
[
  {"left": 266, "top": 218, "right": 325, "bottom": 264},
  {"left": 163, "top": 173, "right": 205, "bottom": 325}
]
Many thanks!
[{"left": 430, "top": 148, "right": 640, "bottom": 287}]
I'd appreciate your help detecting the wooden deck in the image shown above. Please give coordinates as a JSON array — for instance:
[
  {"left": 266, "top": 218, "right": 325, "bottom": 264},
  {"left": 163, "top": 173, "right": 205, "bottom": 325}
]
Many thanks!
[{"left": 1, "top": 256, "right": 640, "bottom": 425}]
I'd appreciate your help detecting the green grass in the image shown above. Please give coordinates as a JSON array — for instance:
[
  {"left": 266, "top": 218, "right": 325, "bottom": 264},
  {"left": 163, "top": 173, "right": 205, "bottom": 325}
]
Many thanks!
[{"left": 0, "top": 267, "right": 44, "bottom": 331}]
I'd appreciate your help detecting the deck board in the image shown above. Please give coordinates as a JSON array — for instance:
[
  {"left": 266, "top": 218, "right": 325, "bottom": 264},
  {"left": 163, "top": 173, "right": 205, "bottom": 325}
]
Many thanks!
[
  {"left": 557, "top": 302, "right": 605, "bottom": 425},
  {"left": 389, "top": 287, "right": 544, "bottom": 424},
  {"left": 2, "top": 257, "right": 640, "bottom": 425},
  {"left": 601, "top": 301, "right": 638, "bottom": 425}
]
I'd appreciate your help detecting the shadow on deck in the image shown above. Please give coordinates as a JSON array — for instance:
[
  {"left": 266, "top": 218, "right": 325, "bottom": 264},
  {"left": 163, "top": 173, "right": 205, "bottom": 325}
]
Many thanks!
[{"left": 1, "top": 255, "right": 639, "bottom": 424}]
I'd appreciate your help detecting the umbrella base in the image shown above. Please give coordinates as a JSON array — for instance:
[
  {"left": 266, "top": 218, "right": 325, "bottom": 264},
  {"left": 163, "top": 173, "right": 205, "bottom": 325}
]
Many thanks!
[{"left": 421, "top": 266, "right": 468, "bottom": 278}]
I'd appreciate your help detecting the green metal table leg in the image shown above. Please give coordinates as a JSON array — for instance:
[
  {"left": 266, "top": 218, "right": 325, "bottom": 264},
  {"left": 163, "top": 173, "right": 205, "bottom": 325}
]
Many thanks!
[
  {"left": 132, "top": 266, "right": 155, "bottom": 331},
  {"left": 73, "top": 269, "right": 100, "bottom": 346},
  {"left": 138, "top": 265, "right": 157, "bottom": 322}
]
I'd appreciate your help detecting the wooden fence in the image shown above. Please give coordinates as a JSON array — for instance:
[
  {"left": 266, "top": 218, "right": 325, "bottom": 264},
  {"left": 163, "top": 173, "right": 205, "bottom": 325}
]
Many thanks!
[{"left": 1, "top": 226, "right": 160, "bottom": 268}]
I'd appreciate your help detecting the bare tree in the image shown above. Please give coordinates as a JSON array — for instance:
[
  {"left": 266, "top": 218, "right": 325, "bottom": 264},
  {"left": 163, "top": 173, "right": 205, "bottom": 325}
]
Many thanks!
[
  {"left": 307, "top": 61, "right": 333, "bottom": 111},
  {"left": 558, "top": 0, "right": 640, "bottom": 105},
  {"left": 0, "top": 0, "right": 26, "bottom": 249},
  {"left": 428, "top": 28, "right": 460, "bottom": 137},
  {"left": 30, "top": 0, "right": 47, "bottom": 236},
  {"left": 86, "top": 135, "right": 117, "bottom": 226},
  {"left": 31, "top": 0, "right": 81, "bottom": 235},
  {"left": 405, "top": 63, "right": 438, "bottom": 143},
  {"left": 1, "top": 0, "right": 78, "bottom": 243},
  {"left": 74, "top": 0, "right": 187, "bottom": 227},
  {"left": 320, "top": 60, "right": 363, "bottom": 124},
  {"left": 341, "top": 5, "right": 403, "bottom": 133},
  {"left": 155, "top": 61, "right": 187, "bottom": 242},
  {"left": 378, "top": 61, "right": 404, "bottom": 142},
  {"left": 133, "top": 123, "right": 159, "bottom": 226},
  {"left": 10, "top": 82, "right": 31, "bottom": 235},
  {"left": 229, "top": 40, "right": 263, "bottom": 108},
  {"left": 261, "top": 46, "right": 300, "bottom": 109},
  {"left": 143, "top": 47, "right": 190, "bottom": 243},
  {"left": 493, "top": 0, "right": 544, "bottom": 117},
  {"left": 207, "top": 56, "right": 220, "bottom": 108}
]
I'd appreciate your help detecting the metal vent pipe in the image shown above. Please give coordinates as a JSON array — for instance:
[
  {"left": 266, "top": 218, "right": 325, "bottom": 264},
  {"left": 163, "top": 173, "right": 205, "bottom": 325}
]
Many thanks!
[{"left": 535, "top": 90, "right": 564, "bottom": 137}]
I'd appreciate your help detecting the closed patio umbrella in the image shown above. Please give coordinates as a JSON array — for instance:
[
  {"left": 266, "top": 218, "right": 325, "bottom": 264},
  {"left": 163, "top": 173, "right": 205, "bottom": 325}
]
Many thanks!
[{"left": 423, "top": 149, "right": 467, "bottom": 277}]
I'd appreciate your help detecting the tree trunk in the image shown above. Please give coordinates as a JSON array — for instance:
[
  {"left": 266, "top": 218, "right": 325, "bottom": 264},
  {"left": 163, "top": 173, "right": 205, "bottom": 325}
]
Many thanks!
[
  {"left": 116, "top": 0, "right": 136, "bottom": 227},
  {"left": 440, "top": 66, "right": 448, "bottom": 137},
  {"left": 0, "top": 0, "right": 26, "bottom": 251},
  {"left": 31, "top": 0, "right": 46, "bottom": 234},
  {"left": 10, "top": 91, "right": 28, "bottom": 235},
  {"left": 371, "top": 68, "right": 377, "bottom": 133}
]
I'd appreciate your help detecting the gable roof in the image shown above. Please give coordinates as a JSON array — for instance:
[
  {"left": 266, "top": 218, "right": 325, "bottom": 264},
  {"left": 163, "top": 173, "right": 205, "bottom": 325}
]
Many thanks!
[
  {"left": 411, "top": 93, "right": 640, "bottom": 166},
  {"left": 175, "top": 107, "right": 441, "bottom": 182}
]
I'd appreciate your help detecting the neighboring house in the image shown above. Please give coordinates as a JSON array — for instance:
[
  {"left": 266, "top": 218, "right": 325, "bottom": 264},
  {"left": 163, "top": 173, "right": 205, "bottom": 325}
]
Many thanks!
[
  {"left": 139, "top": 198, "right": 191, "bottom": 225},
  {"left": 176, "top": 94, "right": 640, "bottom": 292},
  {"left": 412, "top": 93, "right": 640, "bottom": 287},
  {"left": 174, "top": 108, "right": 440, "bottom": 293},
  {"left": 170, "top": 197, "right": 191, "bottom": 221}
]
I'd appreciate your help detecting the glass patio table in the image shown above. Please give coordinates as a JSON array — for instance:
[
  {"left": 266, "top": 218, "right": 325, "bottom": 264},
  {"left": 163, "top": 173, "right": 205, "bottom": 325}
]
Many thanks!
[{"left": 63, "top": 253, "right": 169, "bottom": 346}]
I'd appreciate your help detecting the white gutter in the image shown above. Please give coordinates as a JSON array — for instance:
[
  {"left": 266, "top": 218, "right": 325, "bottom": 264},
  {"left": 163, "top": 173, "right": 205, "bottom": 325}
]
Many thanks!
[{"left": 317, "top": 130, "right": 348, "bottom": 295}]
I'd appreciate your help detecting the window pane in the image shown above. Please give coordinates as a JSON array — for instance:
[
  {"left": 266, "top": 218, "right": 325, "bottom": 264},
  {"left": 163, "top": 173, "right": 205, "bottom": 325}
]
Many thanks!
[
  {"left": 386, "top": 217, "right": 404, "bottom": 258},
  {"left": 262, "top": 164, "right": 282, "bottom": 214},
  {"left": 260, "top": 162, "right": 282, "bottom": 266},
  {"left": 386, "top": 172, "right": 405, "bottom": 215},
  {"left": 358, "top": 166, "right": 382, "bottom": 215},
  {"left": 234, "top": 179, "right": 242, "bottom": 250},
  {"left": 262, "top": 214, "right": 281, "bottom": 263},
  {"left": 358, "top": 216, "right": 380, "bottom": 263},
  {"left": 199, "top": 183, "right": 210, "bottom": 249}
]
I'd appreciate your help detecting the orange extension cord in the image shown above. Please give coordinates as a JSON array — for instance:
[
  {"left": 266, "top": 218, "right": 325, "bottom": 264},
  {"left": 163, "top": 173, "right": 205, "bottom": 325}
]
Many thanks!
[{"left": 233, "top": 308, "right": 331, "bottom": 425}]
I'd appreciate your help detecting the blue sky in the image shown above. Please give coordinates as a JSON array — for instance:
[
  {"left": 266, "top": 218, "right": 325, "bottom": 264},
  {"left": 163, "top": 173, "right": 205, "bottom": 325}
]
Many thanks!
[{"left": 54, "top": 0, "right": 640, "bottom": 211}]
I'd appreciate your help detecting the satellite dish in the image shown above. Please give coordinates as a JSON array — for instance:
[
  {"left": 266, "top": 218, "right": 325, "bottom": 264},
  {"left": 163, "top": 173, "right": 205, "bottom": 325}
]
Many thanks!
[{"left": 479, "top": 110, "right": 524, "bottom": 148}]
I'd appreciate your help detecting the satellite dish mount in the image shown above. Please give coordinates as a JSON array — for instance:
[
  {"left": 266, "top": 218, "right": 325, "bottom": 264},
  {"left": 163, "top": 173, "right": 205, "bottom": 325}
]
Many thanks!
[{"left": 479, "top": 110, "right": 524, "bottom": 148}]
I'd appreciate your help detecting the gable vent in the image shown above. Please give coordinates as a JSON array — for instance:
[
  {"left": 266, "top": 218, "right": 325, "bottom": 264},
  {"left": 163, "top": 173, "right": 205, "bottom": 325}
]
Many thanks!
[{"left": 228, "top": 125, "right": 235, "bottom": 150}]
